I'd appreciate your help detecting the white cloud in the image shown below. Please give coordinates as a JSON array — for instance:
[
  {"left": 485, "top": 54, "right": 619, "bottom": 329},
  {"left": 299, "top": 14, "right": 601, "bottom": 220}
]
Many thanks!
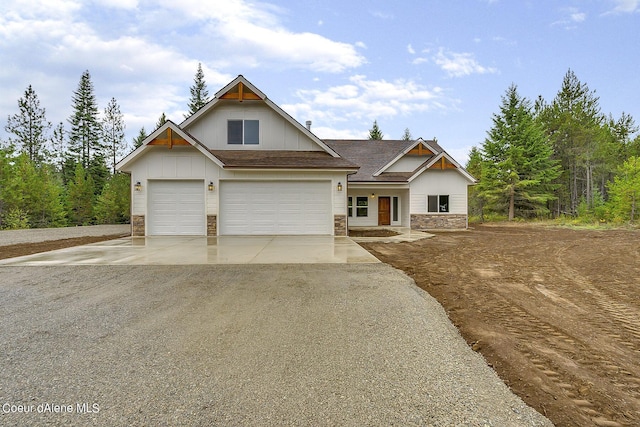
[
  {"left": 552, "top": 7, "right": 587, "bottom": 29},
  {"left": 407, "top": 44, "right": 416, "bottom": 54},
  {"left": 282, "top": 75, "right": 454, "bottom": 138},
  {"left": 93, "top": 0, "right": 138, "bottom": 9},
  {"left": 607, "top": 0, "right": 639, "bottom": 13},
  {"left": 433, "top": 48, "right": 497, "bottom": 77},
  {"left": 158, "top": 0, "right": 366, "bottom": 73}
]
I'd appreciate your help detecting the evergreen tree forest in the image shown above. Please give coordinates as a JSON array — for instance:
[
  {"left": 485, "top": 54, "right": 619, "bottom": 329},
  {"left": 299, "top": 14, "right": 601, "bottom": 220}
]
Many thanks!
[
  {"left": 0, "top": 70, "right": 131, "bottom": 229},
  {"left": 1, "top": 64, "right": 212, "bottom": 230},
  {"left": 469, "top": 69, "right": 640, "bottom": 224}
]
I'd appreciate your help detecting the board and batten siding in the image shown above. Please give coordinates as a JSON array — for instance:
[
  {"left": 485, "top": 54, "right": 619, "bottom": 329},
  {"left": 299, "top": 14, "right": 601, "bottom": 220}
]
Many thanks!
[
  {"left": 129, "top": 147, "right": 349, "bottom": 221},
  {"left": 385, "top": 156, "right": 428, "bottom": 173},
  {"left": 128, "top": 146, "right": 220, "bottom": 216},
  {"left": 184, "top": 102, "right": 322, "bottom": 151},
  {"left": 409, "top": 169, "right": 470, "bottom": 215}
]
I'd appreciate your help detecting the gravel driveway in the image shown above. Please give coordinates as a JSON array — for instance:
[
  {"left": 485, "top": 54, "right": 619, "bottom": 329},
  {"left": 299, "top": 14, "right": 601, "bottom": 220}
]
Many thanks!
[{"left": 0, "top": 264, "right": 551, "bottom": 426}]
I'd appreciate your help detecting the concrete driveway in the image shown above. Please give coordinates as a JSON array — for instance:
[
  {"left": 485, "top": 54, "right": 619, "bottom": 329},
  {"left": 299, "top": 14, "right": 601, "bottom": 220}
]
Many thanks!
[
  {"left": 0, "top": 264, "right": 551, "bottom": 426},
  {"left": 0, "top": 235, "right": 379, "bottom": 265}
]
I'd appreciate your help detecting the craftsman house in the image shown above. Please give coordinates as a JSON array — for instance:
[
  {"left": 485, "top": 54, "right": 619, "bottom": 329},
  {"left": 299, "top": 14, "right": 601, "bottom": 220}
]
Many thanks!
[{"left": 116, "top": 75, "right": 475, "bottom": 236}]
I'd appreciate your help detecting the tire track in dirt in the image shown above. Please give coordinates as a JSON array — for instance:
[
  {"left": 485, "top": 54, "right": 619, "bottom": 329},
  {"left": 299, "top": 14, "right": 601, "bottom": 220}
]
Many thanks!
[
  {"left": 486, "top": 292, "right": 632, "bottom": 426},
  {"left": 361, "top": 225, "right": 640, "bottom": 427}
]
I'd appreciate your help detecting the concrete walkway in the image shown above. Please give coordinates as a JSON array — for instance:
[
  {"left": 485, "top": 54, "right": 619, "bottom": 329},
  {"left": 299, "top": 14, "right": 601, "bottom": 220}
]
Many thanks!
[
  {"left": 0, "top": 235, "right": 379, "bottom": 265},
  {"left": 348, "top": 227, "right": 434, "bottom": 243}
]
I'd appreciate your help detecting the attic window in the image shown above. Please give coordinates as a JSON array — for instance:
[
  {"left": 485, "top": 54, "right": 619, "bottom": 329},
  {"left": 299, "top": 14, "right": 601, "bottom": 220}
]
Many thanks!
[{"left": 228, "top": 120, "right": 259, "bottom": 145}]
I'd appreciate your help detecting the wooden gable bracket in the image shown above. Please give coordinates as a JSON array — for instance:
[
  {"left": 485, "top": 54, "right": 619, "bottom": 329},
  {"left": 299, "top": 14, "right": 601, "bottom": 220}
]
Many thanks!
[
  {"left": 409, "top": 143, "right": 434, "bottom": 156},
  {"left": 219, "top": 82, "right": 263, "bottom": 102},
  {"left": 147, "top": 128, "right": 191, "bottom": 149},
  {"left": 429, "top": 156, "right": 457, "bottom": 170}
]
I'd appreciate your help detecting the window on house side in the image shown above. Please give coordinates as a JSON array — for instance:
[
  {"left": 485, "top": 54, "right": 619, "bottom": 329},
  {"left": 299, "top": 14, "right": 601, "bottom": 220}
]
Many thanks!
[
  {"left": 348, "top": 196, "right": 353, "bottom": 217},
  {"left": 428, "top": 195, "right": 449, "bottom": 213},
  {"left": 228, "top": 120, "right": 259, "bottom": 145},
  {"left": 356, "top": 196, "right": 368, "bottom": 217},
  {"left": 392, "top": 196, "right": 399, "bottom": 222}
]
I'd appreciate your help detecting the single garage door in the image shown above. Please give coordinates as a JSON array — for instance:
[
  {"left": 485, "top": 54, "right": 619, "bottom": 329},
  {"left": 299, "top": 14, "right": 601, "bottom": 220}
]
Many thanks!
[
  {"left": 148, "top": 180, "right": 205, "bottom": 235},
  {"left": 220, "top": 181, "right": 332, "bottom": 235}
]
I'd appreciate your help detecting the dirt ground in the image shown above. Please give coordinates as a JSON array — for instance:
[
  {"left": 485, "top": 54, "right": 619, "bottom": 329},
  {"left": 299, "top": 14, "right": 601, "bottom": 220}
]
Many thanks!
[
  {"left": 0, "top": 234, "right": 127, "bottom": 260},
  {"left": 361, "top": 223, "right": 640, "bottom": 427}
]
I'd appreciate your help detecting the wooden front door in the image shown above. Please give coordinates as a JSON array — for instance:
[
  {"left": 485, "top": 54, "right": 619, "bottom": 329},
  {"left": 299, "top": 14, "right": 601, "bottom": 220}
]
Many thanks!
[{"left": 378, "top": 197, "right": 391, "bottom": 225}]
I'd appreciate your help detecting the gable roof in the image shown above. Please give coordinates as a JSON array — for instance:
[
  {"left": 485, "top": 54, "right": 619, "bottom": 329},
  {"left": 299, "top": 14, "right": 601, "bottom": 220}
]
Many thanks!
[
  {"left": 116, "top": 121, "right": 223, "bottom": 171},
  {"left": 374, "top": 138, "right": 440, "bottom": 176},
  {"left": 324, "top": 138, "right": 475, "bottom": 183},
  {"left": 324, "top": 139, "right": 414, "bottom": 182},
  {"left": 181, "top": 75, "right": 341, "bottom": 157}
]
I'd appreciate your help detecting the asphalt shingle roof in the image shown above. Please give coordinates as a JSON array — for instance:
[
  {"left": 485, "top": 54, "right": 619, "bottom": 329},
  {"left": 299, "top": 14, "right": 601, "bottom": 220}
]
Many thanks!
[
  {"left": 324, "top": 139, "right": 441, "bottom": 182},
  {"left": 209, "top": 150, "right": 359, "bottom": 170}
]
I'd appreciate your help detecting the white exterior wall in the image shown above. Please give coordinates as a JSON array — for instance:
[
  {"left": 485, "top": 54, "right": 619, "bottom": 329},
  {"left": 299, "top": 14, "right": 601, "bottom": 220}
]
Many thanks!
[
  {"left": 409, "top": 169, "right": 469, "bottom": 214},
  {"left": 184, "top": 102, "right": 321, "bottom": 151},
  {"left": 128, "top": 146, "right": 218, "bottom": 216},
  {"left": 127, "top": 146, "right": 348, "bottom": 226},
  {"left": 385, "top": 156, "right": 427, "bottom": 173},
  {"left": 347, "top": 189, "right": 409, "bottom": 227}
]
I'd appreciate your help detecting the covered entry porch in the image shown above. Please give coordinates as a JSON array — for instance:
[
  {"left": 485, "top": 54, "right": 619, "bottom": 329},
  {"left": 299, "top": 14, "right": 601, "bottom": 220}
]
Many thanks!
[{"left": 346, "top": 185, "right": 410, "bottom": 228}]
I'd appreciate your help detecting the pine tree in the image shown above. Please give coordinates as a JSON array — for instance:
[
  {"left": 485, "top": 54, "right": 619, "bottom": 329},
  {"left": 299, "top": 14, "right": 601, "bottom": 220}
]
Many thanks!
[
  {"left": 51, "top": 122, "right": 66, "bottom": 172},
  {"left": 402, "top": 128, "right": 412, "bottom": 141},
  {"left": 607, "top": 156, "right": 640, "bottom": 222},
  {"left": 68, "top": 70, "right": 102, "bottom": 169},
  {"left": 132, "top": 127, "right": 147, "bottom": 148},
  {"left": 368, "top": 120, "right": 384, "bottom": 140},
  {"left": 186, "top": 63, "right": 210, "bottom": 118},
  {"left": 156, "top": 112, "right": 167, "bottom": 130},
  {"left": 95, "top": 173, "right": 130, "bottom": 224},
  {"left": 5, "top": 85, "right": 51, "bottom": 164},
  {"left": 66, "top": 161, "right": 95, "bottom": 225},
  {"left": 32, "top": 164, "right": 66, "bottom": 227},
  {"left": 466, "top": 146, "right": 484, "bottom": 220},
  {"left": 102, "top": 97, "right": 126, "bottom": 173},
  {"left": 479, "top": 84, "right": 560, "bottom": 220},
  {"left": 538, "top": 69, "right": 605, "bottom": 214}
]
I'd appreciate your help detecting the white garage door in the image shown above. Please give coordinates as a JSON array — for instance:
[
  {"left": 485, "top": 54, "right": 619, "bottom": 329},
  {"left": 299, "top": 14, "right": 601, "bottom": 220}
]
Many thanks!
[
  {"left": 220, "top": 181, "right": 332, "bottom": 235},
  {"left": 148, "top": 180, "right": 205, "bottom": 235}
]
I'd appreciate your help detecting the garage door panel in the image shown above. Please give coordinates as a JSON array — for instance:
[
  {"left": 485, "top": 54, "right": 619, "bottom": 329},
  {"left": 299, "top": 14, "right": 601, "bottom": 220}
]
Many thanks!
[
  {"left": 149, "top": 181, "right": 205, "bottom": 235},
  {"left": 220, "top": 181, "right": 331, "bottom": 235}
]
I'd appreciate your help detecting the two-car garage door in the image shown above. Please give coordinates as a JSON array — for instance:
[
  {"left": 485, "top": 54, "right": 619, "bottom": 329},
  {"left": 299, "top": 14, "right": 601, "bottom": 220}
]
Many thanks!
[
  {"left": 148, "top": 180, "right": 332, "bottom": 236},
  {"left": 219, "top": 181, "right": 332, "bottom": 235}
]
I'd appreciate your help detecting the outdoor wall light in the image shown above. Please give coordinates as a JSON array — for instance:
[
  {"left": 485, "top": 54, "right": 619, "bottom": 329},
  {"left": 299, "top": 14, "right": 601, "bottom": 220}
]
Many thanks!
[
  {"left": 337, "top": 182, "right": 343, "bottom": 191},
  {"left": 370, "top": 193, "right": 375, "bottom": 198},
  {"left": 134, "top": 181, "right": 142, "bottom": 191},
  {"left": 208, "top": 181, "right": 215, "bottom": 191}
]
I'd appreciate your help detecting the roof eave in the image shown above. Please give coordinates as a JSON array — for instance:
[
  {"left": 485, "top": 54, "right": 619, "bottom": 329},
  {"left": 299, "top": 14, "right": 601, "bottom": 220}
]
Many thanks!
[{"left": 116, "top": 121, "right": 225, "bottom": 171}]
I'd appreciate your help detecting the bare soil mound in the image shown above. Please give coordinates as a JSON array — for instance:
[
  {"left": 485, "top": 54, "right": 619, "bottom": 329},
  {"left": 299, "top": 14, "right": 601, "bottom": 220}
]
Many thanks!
[{"left": 361, "top": 223, "right": 640, "bottom": 427}]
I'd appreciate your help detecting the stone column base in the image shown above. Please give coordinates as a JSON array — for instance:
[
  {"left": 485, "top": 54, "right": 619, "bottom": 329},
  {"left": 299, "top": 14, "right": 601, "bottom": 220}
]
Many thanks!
[
  {"left": 411, "top": 214, "right": 468, "bottom": 229},
  {"left": 132, "top": 215, "right": 145, "bottom": 236},
  {"left": 334, "top": 215, "right": 347, "bottom": 236},
  {"left": 207, "top": 215, "right": 217, "bottom": 236}
]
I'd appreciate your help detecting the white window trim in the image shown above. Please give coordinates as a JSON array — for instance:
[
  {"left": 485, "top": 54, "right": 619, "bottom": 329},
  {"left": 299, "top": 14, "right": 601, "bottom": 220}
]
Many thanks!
[
  {"left": 227, "top": 119, "right": 259, "bottom": 145},
  {"left": 428, "top": 194, "right": 450, "bottom": 213},
  {"left": 356, "top": 196, "right": 369, "bottom": 217}
]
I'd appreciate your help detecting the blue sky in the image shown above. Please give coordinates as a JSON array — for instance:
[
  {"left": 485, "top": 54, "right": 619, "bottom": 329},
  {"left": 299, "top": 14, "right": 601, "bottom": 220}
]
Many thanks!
[{"left": 1, "top": 0, "right": 638, "bottom": 163}]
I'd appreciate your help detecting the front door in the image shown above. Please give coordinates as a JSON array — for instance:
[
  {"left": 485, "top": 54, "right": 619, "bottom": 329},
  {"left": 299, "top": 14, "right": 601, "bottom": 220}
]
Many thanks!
[{"left": 378, "top": 196, "right": 391, "bottom": 225}]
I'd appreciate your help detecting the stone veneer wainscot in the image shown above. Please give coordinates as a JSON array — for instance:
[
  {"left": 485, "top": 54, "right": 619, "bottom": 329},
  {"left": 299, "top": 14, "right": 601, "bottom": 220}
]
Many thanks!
[{"left": 411, "top": 214, "right": 467, "bottom": 230}]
